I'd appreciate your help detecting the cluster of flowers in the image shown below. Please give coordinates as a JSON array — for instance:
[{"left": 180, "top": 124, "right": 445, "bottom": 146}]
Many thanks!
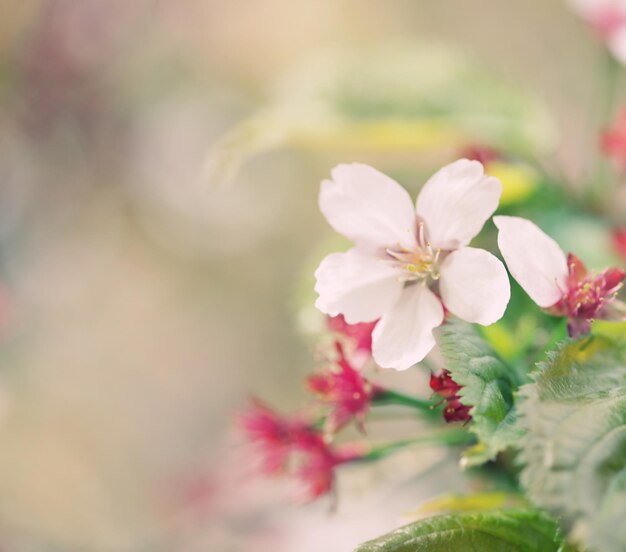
[
  {"left": 242, "top": 155, "right": 626, "bottom": 502},
  {"left": 240, "top": 396, "right": 366, "bottom": 502},
  {"left": 240, "top": 314, "right": 466, "bottom": 501},
  {"left": 315, "top": 159, "right": 625, "bottom": 368},
  {"left": 429, "top": 370, "right": 472, "bottom": 424}
]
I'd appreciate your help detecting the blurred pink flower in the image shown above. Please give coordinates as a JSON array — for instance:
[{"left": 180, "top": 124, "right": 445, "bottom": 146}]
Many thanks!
[
  {"left": 614, "top": 226, "right": 626, "bottom": 259},
  {"left": 460, "top": 145, "right": 502, "bottom": 166},
  {"left": 307, "top": 341, "right": 380, "bottom": 434},
  {"left": 17, "top": 0, "right": 143, "bottom": 137},
  {"left": 327, "top": 314, "right": 376, "bottom": 366},
  {"left": 602, "top": 106, "right": 626, "bottom": 167},
  {"left": 239, "top": 400, "right": 299, "bottom": 475},
  {"left": 495, "top": 216, "right": 625, "bottom": 336},
  {"left": 287, "top": 431, "right": 338, "bottom": 501},
  {"left": 314, "top": 160, "right": 510, "bottom": 370},
  {"left": 568, "top": 0, "right": 626, "bottom": 64},
  {"left": 240, "top": 401, "right": 366, "bottom": 501}
]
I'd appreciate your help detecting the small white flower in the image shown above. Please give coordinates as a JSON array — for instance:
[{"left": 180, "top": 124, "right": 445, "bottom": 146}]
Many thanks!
[
  {"left": 494, "top": 215, "right": 626, "bottom": 337},
  {"left": 314, "top": 160, "right": 511, "bottom": 370}
]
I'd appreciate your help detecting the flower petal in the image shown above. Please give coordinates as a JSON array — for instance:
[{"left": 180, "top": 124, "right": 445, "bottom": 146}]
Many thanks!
[
  {"left": 314, "top": 248, "right": 403, "bottom": 323},
  {"left": 494, "top": 216, "right": 568, "bottom": 308},
  {"left": 415, "top": 159, "right": 501, "bottom": 250},
  {"left": 609, "top": 27, "right": 626, "bottom": 66},
  {"left": 371, "top": 285, "right": 444, "bottom": 370},
  {"left": 567, "top": 0, "right": 626, "bottom": 26},
  {"left": 439, "top": 247, "right": 510, "bottom": 325},
  {"left": 319, "top": 163, "right": 417, "bottom": 250}
]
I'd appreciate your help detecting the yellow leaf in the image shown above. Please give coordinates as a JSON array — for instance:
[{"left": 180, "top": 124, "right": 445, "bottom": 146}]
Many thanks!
[{"left": 486, "top": 161, "right": 538, "bottom": 205}]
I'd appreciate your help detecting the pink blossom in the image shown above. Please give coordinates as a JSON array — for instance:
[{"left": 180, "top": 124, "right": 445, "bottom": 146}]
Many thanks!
[
  {"left": 614, "top": 226, "right": 626, "bottom": 260},
  {"left": 551, "top": 253, "right": 625, "bottom": 336},
  {"left": 314, "top": 160, "right": 510, "bottom": 370},
  {"left": 568, "top": 0, "right": 626, "bottom": 64},
  {"left": 289, "top": 432, "right": 337, "bottom": 501},
  {"left": 327, "top": 314, "right": 376, "bottom": 360},
  {"left": 307, "top": 341, "right": 380, "bottom": 433},
  {"left": 495, "top": 216, "right": 625, "bottom": 337},
  {"left": 239, "top": 400, "right": 296, "bottom": 475},
  {"left": 601, "top": 106, "right": 626, "bottom": 167},
  {"left": 240, "top": 401, "right": 366, "bottom": 501},
  {"left": 460, "top": 145, "right": 501, "bottom": 166}
]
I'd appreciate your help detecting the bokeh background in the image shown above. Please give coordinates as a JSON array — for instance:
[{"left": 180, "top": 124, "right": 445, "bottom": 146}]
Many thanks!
[{"left": 0, "top": 1, "right": 617, "bottom": 551}]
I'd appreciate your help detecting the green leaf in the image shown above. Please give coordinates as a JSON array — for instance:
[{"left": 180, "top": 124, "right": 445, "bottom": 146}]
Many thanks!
[
  {"left": 436, "top": 321, "right": 524, "bottom": 466},
  {"left": 519, "top": 336, "right": 626, "bottom": 552},
  {"left": 354, "top": 509, "right": 568, "bottom": 552}
]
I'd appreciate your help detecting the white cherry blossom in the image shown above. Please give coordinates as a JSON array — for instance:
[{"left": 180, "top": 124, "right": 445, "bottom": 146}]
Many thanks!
[
  {"left": 494, "top": 215, "right": 625, "bottom": 337},
  {"left": 314, "top": 160, "right": 511, "bottom": 370}
]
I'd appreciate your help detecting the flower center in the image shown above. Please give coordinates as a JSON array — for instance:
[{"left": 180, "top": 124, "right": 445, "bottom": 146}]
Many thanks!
[
  {"left": 386, "top": 222, "right": 441, "bottom": 283},
  {"left": 572, "top": 281, "right": 600, "bottom": 310}
]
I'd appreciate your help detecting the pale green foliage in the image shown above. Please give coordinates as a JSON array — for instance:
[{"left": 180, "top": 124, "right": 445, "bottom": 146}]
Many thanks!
[
  {"left": 354, "top": 509, "right": 568, "bottom": 552},
  {"left": 436, "top": 321, "right": 523, "bottom": 466},
  {"left": 519, "top": 336, "right": 626, "bottom": 552},
  {"left": 205, "top": 42, "right": 557, "bottom": 186}
]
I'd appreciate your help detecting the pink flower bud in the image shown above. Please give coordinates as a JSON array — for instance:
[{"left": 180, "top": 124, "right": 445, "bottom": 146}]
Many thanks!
[{"left": 429, "top": 370, "right": 472, "bottom": 424}]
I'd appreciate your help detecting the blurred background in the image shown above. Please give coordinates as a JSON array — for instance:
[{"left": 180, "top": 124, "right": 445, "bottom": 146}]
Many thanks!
[{"left": 0, "top": 1, "right": 618, "bottom": 550}]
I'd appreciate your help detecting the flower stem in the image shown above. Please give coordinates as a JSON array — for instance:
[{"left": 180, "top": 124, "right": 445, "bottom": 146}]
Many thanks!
[
  {"left": 372, "top": 388, "right": 439, "bottom": 418},
  {"left": 356, "top": 429, "right": 475, "bottom": 463}
]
